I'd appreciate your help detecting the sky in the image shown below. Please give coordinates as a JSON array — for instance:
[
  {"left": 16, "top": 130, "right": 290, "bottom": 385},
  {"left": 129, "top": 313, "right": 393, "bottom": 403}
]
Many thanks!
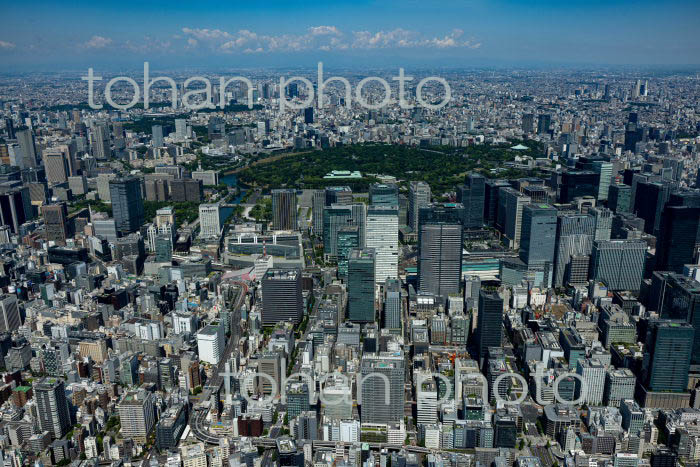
[{"left": 1, "top": 0, "right": 699, "bottom": 71}]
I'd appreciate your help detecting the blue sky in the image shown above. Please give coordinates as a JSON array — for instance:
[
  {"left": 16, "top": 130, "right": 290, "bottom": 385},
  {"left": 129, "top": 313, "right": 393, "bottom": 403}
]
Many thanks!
[{"left": 1, "top": 0, "right": 699, "bottom": 70}]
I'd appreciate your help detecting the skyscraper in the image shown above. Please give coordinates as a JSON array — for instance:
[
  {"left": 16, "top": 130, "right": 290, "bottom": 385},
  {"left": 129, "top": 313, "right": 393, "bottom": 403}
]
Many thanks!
[
  {"left": 336, "top": 226, "right": 359, "bottom": 280},
  {"left": 643, "top": 321, "right": 693, "bottom": 393},
  {"left": 559, "top": 170, "right": 599, "bottom": 203},
  {"left": 519, "top": 204, "right": 557, "bottom": 287},
  {"left": 365, "top": 205, "right": 399, "bottom": 284},
  {"left": 347, "top": 249, "right": 376, "bottom": 323},
  {"left": 324, "top": 186, "right": 353, "bottom": 206},
  {"left": 608, "top": 184, "right": 632, "bottom": 214},
  {"left": 418, "top": 205, "right": 463, "bottom": 302},
  {"left": 0, "top": 295, "right": 21, "bottom": 333},
  {"left": 497, "top": 187, "right": 530, "bottom": 249},
  {"left": 0, "top": 185, "right": 32, "bottom": 234},
  {"left": 42, "top": 148, "right": 71, "bottom": 185},
  {"left": 369, "top": 183, "right": 399, "bottom": 206},
  {"left": 633, "top": 180, "right": 671, "bottom": 236},
  {"left": 656, "top": 274, "right": 700, "bottom": 365},
  {"left": 553, "top": 213, "right": 595, "bottom": 287},
  {"left": 383, "top": 279, "right": 402, "bottom": 331},
  {"left": 656, "top": 205, "right": 700, "bottom": 273},
  {"left": 41, "top": 203, "right": 71, "bottom": 245},
  {"left": 117, "top": 390, "right": 155, "bottom": 443},
  {"left": 457, "top": 173, "right": 486, "bottom": 228},
  {"left": 312, "top": 190, "right": 325, "bottom": 235},
  {"left": 16, "top": 129, "right": 37, "bottom": 168},
  {"left": 360, "top": 352, "right": 405, "bottom": 424},
  {"left": 152, "top": 125, "right": 164, "bottom": 147},
  {"left": 198, "top": 204, "right": 223, "bottom": 238},
  {"left": 475, "top": 290, "right": 503, "bottom": 363},
  {"left": 271, "top": 189, "right": 298, "bottom": 231},
  {"left": 109, "top": 177, "right": 144, "bottom": 234},
  {"left": 92, "top": 123, "right": 111, "bottom": 160},
  {"left": 34, "top": 378, "right": 71, "bottom": 439},
  {"left": 323, "top": 204, "right": 365, "bottom": 259},
  {"left": 589, "top": 240, "right": 646, "bottom": 292},
  {"left": 592, "top": 207, "right": 613, "bottom": 241},
  {"left": 408, "top": 181, "right": 431, "bottom": 231},
  {"left": 484, "top": 179, "right": 510, "bottom": 226},
  {"left": 261, "top": 268, "right": 303, "bottom": 325}
]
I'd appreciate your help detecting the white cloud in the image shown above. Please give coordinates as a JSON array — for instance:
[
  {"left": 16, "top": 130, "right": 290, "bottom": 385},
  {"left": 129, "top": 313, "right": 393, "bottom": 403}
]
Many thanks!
[
  {"left": 0, "top": 41, "right": 16, "bottom": 49},
  {"left": 82, "top": 35, "right": 113, "bottom": 49},
  {"left": 180, "top": 26, "right": 481, "bottom": 54}
]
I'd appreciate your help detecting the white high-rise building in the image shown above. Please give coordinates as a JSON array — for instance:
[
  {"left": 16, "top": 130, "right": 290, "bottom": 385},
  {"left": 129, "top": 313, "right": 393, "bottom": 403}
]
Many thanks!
[
  {"left": 197, "top": 323, "right": 224, "bottom": 365},
  {"left": 175, "top": 119, "right": 188, "bottom": 139},
  {"left": 366, "top": 205, "right": 399, "bottom": 285},
  {"left": 199, "top": 204, "right": 222, "bottom": 238},
  {"left": 576, "top": 358, "right": 606, "bottom": 406},
  {"left": 416, "top": 371, "right": 438, "bottom": 425}
]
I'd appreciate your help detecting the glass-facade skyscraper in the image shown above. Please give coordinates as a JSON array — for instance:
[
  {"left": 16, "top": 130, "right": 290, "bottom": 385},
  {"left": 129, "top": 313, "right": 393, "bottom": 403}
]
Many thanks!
[
  {"left": 109, "top": 176, "right": 144, "bottom": 234},
  {"left": 457, "top": 173, "right": 485, "bottom": 229},
  {"left": 347, "top": 248, "right": 376, "bottom": 323},
  {"left": 475, "top": 290, "right": 503, "bottom": 364}
]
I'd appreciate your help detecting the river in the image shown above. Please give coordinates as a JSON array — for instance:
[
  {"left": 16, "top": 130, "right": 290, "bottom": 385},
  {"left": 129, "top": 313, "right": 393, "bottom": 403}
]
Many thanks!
[{"left": 220, "top": 173, "right": 247, "bottom": 221}]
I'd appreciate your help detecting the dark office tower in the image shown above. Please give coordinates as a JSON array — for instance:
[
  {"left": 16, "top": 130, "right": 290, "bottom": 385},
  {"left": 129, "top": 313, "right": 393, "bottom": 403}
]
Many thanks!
[
  {"left": 312, "top": 190, "right": 324, "bottom": 235},
  {"left": 347, "top": 249, "right": 376, "bottom": 323},
  {"left": 558, "top": 170, "right": 599, "bottom": 203},
  {"left": 576, "top": 156, "right": 613, "bottom": 201},
  {"left": 360, "top": 352, "right": 405, "bottom": 424},
  {"left": 589, "top": 240, "right": 646, "bottom": 292},
  {"left": 656, "top": 206, "right": 700, "bottom": 273},
  {"left": 16, "top": 129, "right": 37, "bottom": 168},
  {"left": 553, "top": 213, "right": 595, "bottom": 287},
  {"left": 475, "top": 290, "right": 504, "bottom": 362},
  {"left": 643, "top": 321, "right": 693, "bottom": 393},
  {"left": 520, "top": 204, "right": 557, "bottom": 284},
  {"left": 369, "top": 183, "right": 399, "bottom": 206},
  {"left": 4, "top": 118, "right": 14, "bottom": 139},
  {"left": 324, "top": 186, "right": 353, "bottom": 206},
  {"left": 521, "top": 113, "right": 535, "bottom": 134},
  {"left": 261, "top": 269, "right": 303, "bottom": 325},
  {"left": 170, "top": 178, "right": 203, "bottom": 202},
  {"left": 303, "top": 107, "right": 314, "bottom": 124},
  {"left": 484, "top": 179, "right": 510, "bottom": 226},
  {"left": 657, "top": 274, "right": 700, "bottom": 364},
  {"left": 418, "top": 204, "right": 463, "bottom": 302},
  {"left": 41, "top": 203, "right": 71, "bottom": 245},
  {"left": 336, "top": 226, "right": 359, "bottom": 280},
  {"left": 0, "top": 185, "right": 32, "bottom": 234},
  {"left": 34, "top": 378, "right": 71, "bottom": 440},
  {"left": 608, "top": 184, "right": 632, "bottom": 213},
  {"left": 456, "top": 173, "right": 486, "bottom": 229},
  {"left": 207, "top": 117, "right": 225, "bottom": 140},
  {"left": 152, "top": 125, "right": 164, "bottom": 147},
  {"left": 592, "top": 207, "right": 613, "bottom": 241},
  {"left": 109, "top": 177, "right": 144, "bottom": 235},
  {"left": 271, "top": 189, "right": 298, "bottom": 231},
  {"left": 0, "top": 295, "right": 21, "bottom": 333},
  {"left": 633, "top": 180, "right": 671, "bottom": 236},
  {"left": 383, "top": 279, "right": 402, "bottom": 331},
  {"left": 629, "top": 112, "right": 638, "bottom": 124},
  {"left": 650, "top": 450, "right": 678, "bottom": 467},
  {"left": 537, "top": 114, "right": 551, "bottom": 134},
  {"left": 409, "top": 181, "right": 431, "bottom": 231}
]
